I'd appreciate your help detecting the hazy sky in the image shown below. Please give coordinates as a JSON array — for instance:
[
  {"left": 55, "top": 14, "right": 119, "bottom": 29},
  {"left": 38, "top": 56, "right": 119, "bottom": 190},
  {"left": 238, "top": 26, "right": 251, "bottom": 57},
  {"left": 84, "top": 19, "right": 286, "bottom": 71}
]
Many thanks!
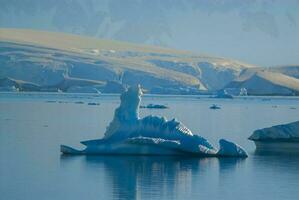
[{"left": 1, "top": 0, "right": 299, "bottom": 66}]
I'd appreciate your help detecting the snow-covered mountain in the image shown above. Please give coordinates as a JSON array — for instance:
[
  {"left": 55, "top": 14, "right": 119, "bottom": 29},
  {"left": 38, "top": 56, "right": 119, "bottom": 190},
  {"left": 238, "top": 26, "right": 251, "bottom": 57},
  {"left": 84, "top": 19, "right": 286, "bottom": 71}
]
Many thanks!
[
  {"left": 225, "top": 68, "right": 299, "bottom": 95},
  {"left": 1, "top": 29, "right": 298, "bottom": 95},
  {"left": 266, "top": 65, "right": 299, "bottom": 79},
  {"left": 1, "top": 0, "right": 298, "bottom": 66},
  {"left": 0, "top": 28, "right": 253, "bottom": 94}
]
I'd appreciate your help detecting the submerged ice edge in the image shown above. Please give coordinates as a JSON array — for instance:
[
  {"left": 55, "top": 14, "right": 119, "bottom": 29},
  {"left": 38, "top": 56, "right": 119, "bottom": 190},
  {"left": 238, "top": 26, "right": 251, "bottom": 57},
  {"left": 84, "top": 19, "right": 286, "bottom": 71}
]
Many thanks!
[{"left": 61, "top": 85, "right": 248, "bottom": 157}]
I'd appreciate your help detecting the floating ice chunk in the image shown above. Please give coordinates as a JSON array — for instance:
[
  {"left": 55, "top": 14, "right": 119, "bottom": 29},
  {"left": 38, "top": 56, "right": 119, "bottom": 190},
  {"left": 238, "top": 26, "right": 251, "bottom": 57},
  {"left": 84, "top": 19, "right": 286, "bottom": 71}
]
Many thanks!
[
  {"left": 61, "top": 85, "right": 247, "bottom": 157},
  {"left": 140, "top": 104, "right": 168, "bottom": 109},
  {"left": 217, "top": 139, "right": 248, "bottom": 157},
  {"left": 249, "top": 121, "right": 299, "bottom": 153},
  {"left": 249, "top": 121, "right": 299, "bottom": 141},
  {"left": 210, "top": 104, "right": 221, "bottom": 109},
  {"left": 88, "top": 102, "right": 100, "bottom": 106}
]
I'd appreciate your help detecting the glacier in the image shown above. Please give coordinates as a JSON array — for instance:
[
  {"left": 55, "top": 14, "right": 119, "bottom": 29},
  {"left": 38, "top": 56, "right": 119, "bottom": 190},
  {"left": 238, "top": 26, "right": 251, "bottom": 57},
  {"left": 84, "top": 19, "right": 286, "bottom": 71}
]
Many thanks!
[
  {"left": 249, "top": 121, "right": 299, "bottom": 153},
  {"left": 61, "top": 85, "right": 247, "bottom": 157}
]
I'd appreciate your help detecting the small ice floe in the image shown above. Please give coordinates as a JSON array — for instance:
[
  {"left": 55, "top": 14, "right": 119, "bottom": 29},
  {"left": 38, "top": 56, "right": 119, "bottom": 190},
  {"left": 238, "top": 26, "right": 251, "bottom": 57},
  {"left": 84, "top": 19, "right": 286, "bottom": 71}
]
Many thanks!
[
  {"left": 249, "top": 121, "right": 299, "bottom": 153},
  {"left": 46, "top": 100, "right": 56, "bottom": 103},
  {"left": 61, "top": 85, "right": 247, "bottom": 157},
  {"left": 58, "top": 101, "right": 68, "bottom": 104},
  {"left": 140, "top": 104, "right": 168, "bottom": 109},
  {"left": 74, "top": 101, "right": 84, "bottom": 104},
  {"left": 210, "top": 104, "right": 221, "bottom": 109},
  {"left": 262, "top": 98, "right": 271, "bottom": 101},
  {"left": 88, "top": 102, "right": 100, "bottom": 106}
]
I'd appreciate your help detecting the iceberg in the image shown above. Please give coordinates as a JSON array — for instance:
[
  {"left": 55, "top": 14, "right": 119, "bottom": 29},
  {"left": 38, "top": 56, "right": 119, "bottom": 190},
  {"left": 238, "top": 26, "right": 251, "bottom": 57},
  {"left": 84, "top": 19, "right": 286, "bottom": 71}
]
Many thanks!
[
  {"left": 249, "top": 121, "right": 299, "bottom": 153},
  {"left": 210, "top": 104, "right": 221, "bottom": 110},
  {"left": 61, "top": 85, "right": 247, "bottom": 157},
  {"left": 217, "top": 139, "right": 248, "bottom": 157}
]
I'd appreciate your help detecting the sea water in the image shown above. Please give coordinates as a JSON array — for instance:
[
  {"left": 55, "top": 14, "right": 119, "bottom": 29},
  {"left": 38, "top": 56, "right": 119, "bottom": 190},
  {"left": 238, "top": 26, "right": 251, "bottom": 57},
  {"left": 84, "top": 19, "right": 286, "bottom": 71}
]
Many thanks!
[{"left": 0, "top": 93, "right": 299, "bottom": 200}]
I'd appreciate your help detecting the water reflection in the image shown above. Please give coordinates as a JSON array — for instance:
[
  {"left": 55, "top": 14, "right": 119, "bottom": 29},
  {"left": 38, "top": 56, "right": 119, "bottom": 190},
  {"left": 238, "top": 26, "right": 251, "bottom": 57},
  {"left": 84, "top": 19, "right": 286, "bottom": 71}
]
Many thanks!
[
  {"left": 218, "top": 158, "right": 245, "bottom": 173},
  {"left": 60, "top": 155, "right": 245, "bottom": 200},
  {"left": 217, "top": 158, "right": 246, "bottom": 192},
  {"left": 253, "top": 149, "right": 299, "bottom": 156}
]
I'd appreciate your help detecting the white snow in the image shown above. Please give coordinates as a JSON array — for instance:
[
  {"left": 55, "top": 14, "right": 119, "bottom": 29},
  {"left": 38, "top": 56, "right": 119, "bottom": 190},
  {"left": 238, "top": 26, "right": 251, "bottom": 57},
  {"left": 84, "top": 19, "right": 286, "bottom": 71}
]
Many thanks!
[
  {"left": 227, "top": 69, "right": 299, "bottom": 95},
  {"left": 61, "top": 85, "right": 247, "bottom": 157}
]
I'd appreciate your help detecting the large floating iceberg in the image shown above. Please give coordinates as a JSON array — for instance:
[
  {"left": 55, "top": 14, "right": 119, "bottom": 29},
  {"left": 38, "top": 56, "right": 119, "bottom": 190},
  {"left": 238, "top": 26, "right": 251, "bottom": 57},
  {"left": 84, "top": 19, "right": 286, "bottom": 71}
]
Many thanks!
[
  {"left": 61, "top": 85, "right": 247, "bottom": 157},
  {"left": 249, "top": 121, "right": 299, "bottom": 153}
]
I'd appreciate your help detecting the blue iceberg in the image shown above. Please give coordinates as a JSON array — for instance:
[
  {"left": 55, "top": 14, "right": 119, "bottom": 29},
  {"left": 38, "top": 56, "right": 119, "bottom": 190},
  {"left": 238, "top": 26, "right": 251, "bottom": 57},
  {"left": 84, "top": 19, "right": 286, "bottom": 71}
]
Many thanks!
[
  {"left": 61, "top": 85, "right": 247, "bottom": 157},
  {"left": 249, "top": 121, "right": 299, "bottom": 153}
]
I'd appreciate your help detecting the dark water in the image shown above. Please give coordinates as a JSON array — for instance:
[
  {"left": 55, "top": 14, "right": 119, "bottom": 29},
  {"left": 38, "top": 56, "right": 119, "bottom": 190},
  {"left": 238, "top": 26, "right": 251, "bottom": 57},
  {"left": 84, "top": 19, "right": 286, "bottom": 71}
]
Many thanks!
[{"left": 1, "top": 93, "right": 299, "bottom": 200}]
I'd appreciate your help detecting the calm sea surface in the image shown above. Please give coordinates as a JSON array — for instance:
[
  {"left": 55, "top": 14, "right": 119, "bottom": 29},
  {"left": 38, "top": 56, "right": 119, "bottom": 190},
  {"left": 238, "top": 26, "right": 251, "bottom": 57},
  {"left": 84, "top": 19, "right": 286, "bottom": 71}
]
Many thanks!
[{"left": 1, "top": 93, "right": 299, "bottom": 200}]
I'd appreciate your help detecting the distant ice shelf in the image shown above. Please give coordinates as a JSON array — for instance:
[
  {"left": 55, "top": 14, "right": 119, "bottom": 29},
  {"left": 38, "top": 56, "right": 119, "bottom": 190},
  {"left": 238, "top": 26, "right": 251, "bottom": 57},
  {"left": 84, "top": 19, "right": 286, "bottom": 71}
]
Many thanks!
[
  {"left": 61, "top": 85, "right": 247, "bottom": 157},
  {"left": 249, "top": 121, "right": 299, "bottom": 153}
]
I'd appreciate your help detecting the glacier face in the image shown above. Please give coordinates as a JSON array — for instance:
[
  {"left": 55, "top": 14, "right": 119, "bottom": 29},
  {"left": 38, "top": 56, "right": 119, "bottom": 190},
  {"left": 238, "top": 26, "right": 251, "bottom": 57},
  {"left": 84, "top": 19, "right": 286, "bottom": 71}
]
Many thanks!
[{"left": 61, "top": 85, "right": 247, "bottom": 157}]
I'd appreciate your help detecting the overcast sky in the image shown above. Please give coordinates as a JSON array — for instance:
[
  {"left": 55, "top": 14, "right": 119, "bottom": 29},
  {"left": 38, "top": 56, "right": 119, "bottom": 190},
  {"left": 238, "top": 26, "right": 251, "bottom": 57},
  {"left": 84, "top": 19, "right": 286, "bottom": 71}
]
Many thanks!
[{"left": 1, "top": 0, "right": 298, "bottom": 67}]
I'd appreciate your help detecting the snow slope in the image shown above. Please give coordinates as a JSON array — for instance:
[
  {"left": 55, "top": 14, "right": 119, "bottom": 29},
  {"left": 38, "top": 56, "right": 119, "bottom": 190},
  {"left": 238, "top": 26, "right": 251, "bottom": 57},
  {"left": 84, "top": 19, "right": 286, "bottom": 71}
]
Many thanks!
[
  {"left": 0, "top": 28, "right": 253, "bottom": 94},
  {"left": 225, "top": 69, "right": 299, "bottom": 95},
  {"left": 1, "top": 29, "right": 297, "bottom": 95},
  {"left": 267, "top": 65, "right": 299, "bottom": 79}
]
